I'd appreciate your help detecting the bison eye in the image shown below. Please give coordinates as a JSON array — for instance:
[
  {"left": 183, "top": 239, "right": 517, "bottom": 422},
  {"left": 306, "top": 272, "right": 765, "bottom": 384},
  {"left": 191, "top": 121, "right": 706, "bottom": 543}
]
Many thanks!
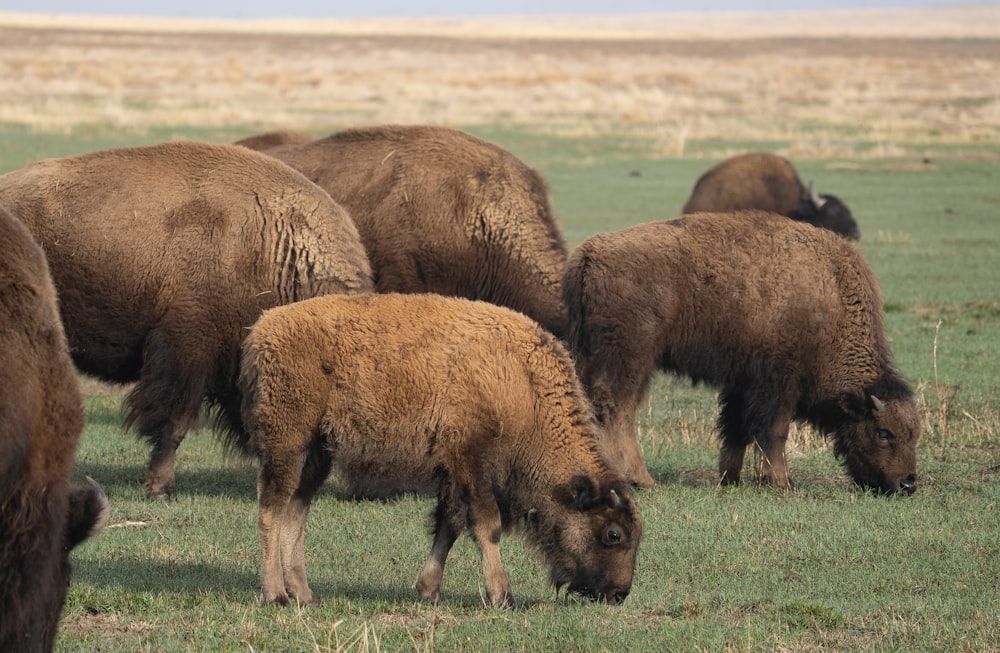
[
  {"left": 877, "top": 429, "right": 892, "bottom": 442},
  {"left": 603, "top": 529, "right": 622, "bottom": 546}
]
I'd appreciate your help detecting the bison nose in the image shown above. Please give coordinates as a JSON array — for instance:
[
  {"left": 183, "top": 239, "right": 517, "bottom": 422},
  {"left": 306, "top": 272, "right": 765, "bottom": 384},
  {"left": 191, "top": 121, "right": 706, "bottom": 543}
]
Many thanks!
[
  {"left": 899, "top": 475, "right": 917, "bottom": 496},
  {"left": 606, "top": 589, "right": 629, "bottom": 605}
]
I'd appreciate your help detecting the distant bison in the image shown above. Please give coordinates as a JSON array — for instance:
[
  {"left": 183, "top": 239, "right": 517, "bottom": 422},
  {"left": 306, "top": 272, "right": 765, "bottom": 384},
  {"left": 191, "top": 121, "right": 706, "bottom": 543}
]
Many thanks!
[
  {"left": 239, "top": 124, "right": 569, "bottom": 337},
  {"left": 0, "top": 141, "right": 373, "bottom": 500},
  {"left": 0, "top": 204, "right": 109, "bottom": 653},
  {"left": 682, "top": 152, "right": 860, "bottom": 240},
  {"left": 563, "top": 211, "right": 919, "bottom": 494},
  {"left": 233, "top": 129, "right": 315, "bottom": 150},
  {"left": 233, "top": 293, "right": 641, "bottom": 608}
]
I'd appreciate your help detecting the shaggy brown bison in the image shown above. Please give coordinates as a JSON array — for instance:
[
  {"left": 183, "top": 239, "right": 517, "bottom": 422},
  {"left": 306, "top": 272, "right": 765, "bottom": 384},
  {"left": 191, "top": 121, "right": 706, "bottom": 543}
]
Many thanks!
[
  {"left": 682, "top": 152, "right": 861, "bottom": 240},
  {"left": 1, "top": 205, "right": 109, "bottom": 653},
  {"left": 233, "top": 293, "right": 641, "bottom": 608},
  {"left": 563, "top": 211, "right": 919, "bottom": 494},
  {"left": 238, "top": 124, "right": 569, "bottom": 337},
  {"left": 0, "top": 141, "right": 373, "bottom": 500}
]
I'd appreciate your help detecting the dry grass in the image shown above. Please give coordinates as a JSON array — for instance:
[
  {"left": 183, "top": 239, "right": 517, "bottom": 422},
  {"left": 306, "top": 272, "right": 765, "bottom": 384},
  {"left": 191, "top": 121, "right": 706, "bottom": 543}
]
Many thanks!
[{"left": 1, "top": 8, "right": 999, "bottom": 159}]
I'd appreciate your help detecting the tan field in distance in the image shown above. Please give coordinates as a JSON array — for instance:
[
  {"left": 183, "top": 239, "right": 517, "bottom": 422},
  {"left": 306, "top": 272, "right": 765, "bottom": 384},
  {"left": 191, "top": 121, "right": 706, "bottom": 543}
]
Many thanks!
[{"left": 1, "top": 6, "right": 999, "bottom": 160}]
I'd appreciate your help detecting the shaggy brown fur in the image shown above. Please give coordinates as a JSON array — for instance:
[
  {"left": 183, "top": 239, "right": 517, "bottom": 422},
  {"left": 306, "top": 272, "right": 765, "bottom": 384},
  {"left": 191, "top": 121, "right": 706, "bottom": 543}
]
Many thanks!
[
  {"left": 233, "top": 293, "right": 641, "bottom": 608},
  {"left": 682, "top": 152, "right": 860, "bottom": 240},
  {"left": 0, "top": 205, "right": 109, "bottom": 653},
  {"left": 0, "top": 141, "right": 374, "bottom": 500},
  {"left": 234, "top": 130, "right": 315, "bottom": 150},
  {"left": 240, "top": 124, "right": 569, "bottom": 337},
  {"left": 563, "top": 211, "right": 919, "bottom": 494}
]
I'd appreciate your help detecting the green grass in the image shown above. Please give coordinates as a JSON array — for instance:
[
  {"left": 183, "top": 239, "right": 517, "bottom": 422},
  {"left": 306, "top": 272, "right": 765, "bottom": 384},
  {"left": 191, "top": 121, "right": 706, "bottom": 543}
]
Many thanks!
[{"left": 2, "top": 122, "right": 998, "bottom": 652}]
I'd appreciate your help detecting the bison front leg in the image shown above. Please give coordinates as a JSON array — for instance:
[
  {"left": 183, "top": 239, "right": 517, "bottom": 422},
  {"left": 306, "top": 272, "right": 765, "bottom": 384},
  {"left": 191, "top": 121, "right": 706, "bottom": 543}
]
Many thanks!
[
  {"left": 468, "top": 490, "right": 514, "bottom": 609},
  {"left": 759, "top": 408, "right": 794, "bottom": 491},
  {"left": 603, "top": 398, "right": 656, "bottom": 488},
  {"left": 717, "top": 388, "right": 750, "bottom": 486}
]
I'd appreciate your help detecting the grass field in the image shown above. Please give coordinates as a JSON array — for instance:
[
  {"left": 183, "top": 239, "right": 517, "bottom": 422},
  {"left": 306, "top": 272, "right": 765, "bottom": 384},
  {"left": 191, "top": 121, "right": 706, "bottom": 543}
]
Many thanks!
[{"left": 1, "top": 8, "right": 998, "bottom": 652}]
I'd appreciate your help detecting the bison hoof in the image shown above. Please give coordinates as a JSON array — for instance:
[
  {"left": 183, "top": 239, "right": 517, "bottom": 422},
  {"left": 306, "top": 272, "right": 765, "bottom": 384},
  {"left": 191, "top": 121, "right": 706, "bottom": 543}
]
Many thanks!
[
  {"left": 144, "top": 481, "right": 177, "bottom": 501},
  {"left": 263, "top": 592, "right": 290, "bottom": 607},
  {"left": 489, "top": 591, "right": 516, "bottom": 610}
]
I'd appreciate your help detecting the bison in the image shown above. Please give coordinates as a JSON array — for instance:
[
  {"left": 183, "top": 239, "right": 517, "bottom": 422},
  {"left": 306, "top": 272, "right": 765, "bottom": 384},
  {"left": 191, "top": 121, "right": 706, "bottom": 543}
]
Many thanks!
[
  {"left": 232, "top": 292, "right": 641, "bottom": 608},
  {"left": 563, "top": 210, "right": 919, "bottom": 494},
  {"left": 0, "top": 141, "right": 374, "bottom": 500},
  {"left": 237, "top": 124, "right": 569, "bottom": 337},
  {"left": 233, "top": 129, "right": 315, "bottom": 150},
  {"left": 682, "top": 152, "right": 860, "bottom": 240},
  {"left": 1, "top": 204, "right": 109, "bottom": 653}
]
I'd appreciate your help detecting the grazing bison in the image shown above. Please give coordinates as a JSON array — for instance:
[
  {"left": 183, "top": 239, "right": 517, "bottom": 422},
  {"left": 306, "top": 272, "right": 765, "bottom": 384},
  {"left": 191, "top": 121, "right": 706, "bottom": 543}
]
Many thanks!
[
  {"left": 563, "top": 211, "right": 919, "bottom": 494},
  {"left": 233, "top": 293, "right": 641, "bottom": 608},
  {"left": 682, "top": 152, "right": 860, "bottom": 240},
  {"left": 233, "top": 129, "right": 315, "bottom": 150},
  {"left": 0, "top": 141, "right": 373, "bottom": 500},
  {"left": 0, "top": 205, "right": 109, "bottom": 653},
  {"left": 239, "top": 124, "right": 569, "bottom": 337}
]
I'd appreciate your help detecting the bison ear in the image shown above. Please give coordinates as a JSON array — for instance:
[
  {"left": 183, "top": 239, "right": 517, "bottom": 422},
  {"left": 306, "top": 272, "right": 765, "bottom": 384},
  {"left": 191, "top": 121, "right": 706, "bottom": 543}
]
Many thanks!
[
  {"left": 837, "top": 393, "right": 867, "bottom": 420},
  {"left": 571, "top": 475, "right": 599, "bottom": 511}
]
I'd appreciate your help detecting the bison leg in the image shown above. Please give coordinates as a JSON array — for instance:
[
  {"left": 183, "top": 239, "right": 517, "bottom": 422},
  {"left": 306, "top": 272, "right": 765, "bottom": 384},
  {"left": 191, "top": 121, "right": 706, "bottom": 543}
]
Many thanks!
[
  {"left": 257, "top": 453, "right": 306, "bottom": 606},
  {"left": 280, "top": 449, "right": 332, "bottom": 606},
  {"left": 468, "top": 489, "right": 514, "bottom": 609},
  {"left": 719, "top": 383, "right": 796, "bottom": 490},
  {"left": 416, "top": 498, "right": 461, "bottom": 605},
  {"left": 598, "top": 393, "right": 656, "bottom": 488},
  {"left": 758, "top": 407, "right": 794, "bottom": 491},
  {"left": 717, "top": 388, "right": 751, "bottom": 485},
  {"left": 128, "top": 328, "right": 209, "bottom": 500}
]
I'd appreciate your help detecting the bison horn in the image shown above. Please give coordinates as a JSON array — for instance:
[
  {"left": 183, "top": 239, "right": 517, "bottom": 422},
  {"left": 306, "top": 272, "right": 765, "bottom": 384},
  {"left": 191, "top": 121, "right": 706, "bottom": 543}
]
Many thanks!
[
  {"left": 87, "top": 476, "right": 112, "bottom": 535},
  {"left": 870, "top": 395, "right": 886, "bottom": 413},
  {"left": 807, "top": 180, "right": 826, "bottom": 208},
  {"left": 608, "top": 489, "right": 623, "bottom": 509}
]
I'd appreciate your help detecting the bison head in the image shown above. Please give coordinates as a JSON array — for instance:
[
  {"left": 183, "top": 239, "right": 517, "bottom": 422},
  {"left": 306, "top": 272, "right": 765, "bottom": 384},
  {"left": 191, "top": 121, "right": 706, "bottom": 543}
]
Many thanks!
[
  {"left": 790, "top": 183, "right": 861, "bottom": 241},
  {"left": 833, "top": 391, "right": 921, "bottom": 495},
  {"left": 532, "top": 475, "right": 642, "bottom": 604}
]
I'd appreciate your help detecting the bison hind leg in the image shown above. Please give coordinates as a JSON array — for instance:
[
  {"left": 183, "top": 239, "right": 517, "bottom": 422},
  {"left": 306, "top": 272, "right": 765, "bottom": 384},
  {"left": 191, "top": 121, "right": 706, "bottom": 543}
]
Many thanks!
[{"left": 416, "top": 498, "right": 461, "bottom": 605}]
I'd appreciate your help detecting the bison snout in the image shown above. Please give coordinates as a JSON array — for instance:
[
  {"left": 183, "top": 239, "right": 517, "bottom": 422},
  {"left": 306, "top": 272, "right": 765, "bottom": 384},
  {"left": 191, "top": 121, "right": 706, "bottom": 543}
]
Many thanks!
[
  {"left": 604, "top": 589, "right": 629, "bottom": 605},
  {"left": 899, "top": 474, "right": 917, "bottom": 496}
]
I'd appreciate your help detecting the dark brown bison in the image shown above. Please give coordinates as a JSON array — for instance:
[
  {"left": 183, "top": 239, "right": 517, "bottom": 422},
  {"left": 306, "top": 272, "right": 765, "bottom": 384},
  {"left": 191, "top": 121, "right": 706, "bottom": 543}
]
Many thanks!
[
  {"left": 682, "top": 152, "right": 860, "bottom": 240},
  {"left": 0, "top": 141, "right": 374, "bottom": 500},
  {"left": 1, "top": 204, "right": 109, "bottom": 653},
  {"left": 233, "top": 129, "right": 315, "bottom": 150},
  {"left": 563, "top": 211, "right": 919, "bottom": 494},
  {"left": 233, "top": 293, "right": 641, "bottom": 608},
  {"left": 238, "top": 124, "right": 569, "bottom": 337}
]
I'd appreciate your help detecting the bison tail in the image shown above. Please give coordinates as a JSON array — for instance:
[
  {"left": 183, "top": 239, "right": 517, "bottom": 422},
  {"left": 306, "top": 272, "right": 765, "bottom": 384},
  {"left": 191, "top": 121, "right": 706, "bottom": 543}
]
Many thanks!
[{"left": 218, "top": 339, "right": 262, "bottom": 460}]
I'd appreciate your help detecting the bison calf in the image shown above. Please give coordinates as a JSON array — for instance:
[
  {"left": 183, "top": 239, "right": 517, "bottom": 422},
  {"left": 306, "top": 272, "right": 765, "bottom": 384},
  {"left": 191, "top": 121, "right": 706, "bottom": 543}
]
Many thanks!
[
  {"left": 682, "top": 152, "right": 860, "bottom": 240},
  {"left": 234, "top": 293, "right": 641, "bottom": 608},
  {"left": 1, "top": 205, "right": 108, "bottom": 653},
  {"left": 0, "top": 141, "right": 373, "bottom": 500},
  {"left": 564, "top": 211, "right": 919, "bottom": 494}
]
